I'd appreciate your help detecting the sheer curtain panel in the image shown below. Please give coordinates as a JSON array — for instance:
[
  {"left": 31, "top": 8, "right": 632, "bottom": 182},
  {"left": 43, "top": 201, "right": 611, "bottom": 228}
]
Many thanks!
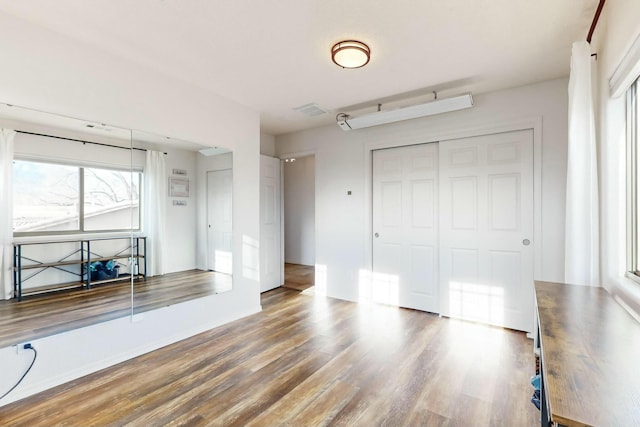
[
  {"left": 565, "top": 41, "right": 600, "bottom": 286},
  {"left": 1, "top": 129, "right": 16, "bottom": 299},
  {"left": 144, "top": 150, "right": 167, "bottom": 277}
]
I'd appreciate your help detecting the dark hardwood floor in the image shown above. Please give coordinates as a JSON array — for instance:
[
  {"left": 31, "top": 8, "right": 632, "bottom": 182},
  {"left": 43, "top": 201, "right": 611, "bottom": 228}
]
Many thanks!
[
  {"left": 0, "top": 269, "right": 232, "bottom": 348},
  {"left": 0, "top": 265, "right": 539, "bottom": 426}
]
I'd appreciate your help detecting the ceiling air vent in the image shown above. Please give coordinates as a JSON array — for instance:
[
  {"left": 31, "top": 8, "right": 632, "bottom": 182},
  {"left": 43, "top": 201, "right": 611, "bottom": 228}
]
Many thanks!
[{"left": 293, "top": 103, "right": 328, "bottom": 117}]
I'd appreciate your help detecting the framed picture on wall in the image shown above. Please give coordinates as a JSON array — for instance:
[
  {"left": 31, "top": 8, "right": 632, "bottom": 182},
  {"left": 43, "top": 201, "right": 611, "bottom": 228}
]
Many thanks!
[{"left": 169, "top": 177, "right": 189, "bottom": 197}]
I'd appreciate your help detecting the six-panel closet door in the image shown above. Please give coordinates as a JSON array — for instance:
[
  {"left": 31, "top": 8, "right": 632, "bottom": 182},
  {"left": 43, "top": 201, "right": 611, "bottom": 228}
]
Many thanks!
[
  {"left": 438, "top": 130, "right": 534, "bottom": 332},
  {"left": 372, "top": 143, "right": 439, "bottom": 313},
  {"left": 371, "top": 129, "right": 534, "bottom": 332}
]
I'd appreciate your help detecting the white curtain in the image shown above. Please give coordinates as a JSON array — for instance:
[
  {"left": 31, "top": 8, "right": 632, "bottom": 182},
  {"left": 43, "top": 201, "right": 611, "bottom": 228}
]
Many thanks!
[
  {"left": 1, "top": 129, "right": 16, "bottom": 299},
  {"left": 144, "top": 150, "right": 167, "bottom": 277},
  {"left": 565, "top": 41, "right": 600, "bottom": 286}
]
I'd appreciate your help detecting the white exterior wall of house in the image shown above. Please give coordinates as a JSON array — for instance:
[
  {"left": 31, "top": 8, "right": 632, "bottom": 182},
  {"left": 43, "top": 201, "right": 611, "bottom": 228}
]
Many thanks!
[
  {"left": 276, "top": 78, "right": 569, "bottom": 304},
  {"left": 592, "top": 0, "right": 640, "bottom": 319},
  {"left": 0, "top": 11, "right": 260, "bottom": 405}
]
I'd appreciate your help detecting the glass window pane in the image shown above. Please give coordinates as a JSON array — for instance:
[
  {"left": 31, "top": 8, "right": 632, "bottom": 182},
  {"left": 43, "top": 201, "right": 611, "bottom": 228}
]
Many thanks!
[
  {"left": 635, "top": 80, "right": 640, "bottom": 272},
  {"left": 13, "top": 160, "right": 80, "bottom": 232},
  {"left": 84, "top": 168, "right": 140, "bottom": 231}
]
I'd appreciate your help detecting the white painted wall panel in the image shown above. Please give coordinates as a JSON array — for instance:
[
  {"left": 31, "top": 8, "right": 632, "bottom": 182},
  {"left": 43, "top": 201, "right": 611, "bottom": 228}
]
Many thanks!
[
  {"left": 451, "top": 177, "right": 478, "bottom": 230},
  {"left": 489, "top": 174, "right": 520, "bottom": 231}
]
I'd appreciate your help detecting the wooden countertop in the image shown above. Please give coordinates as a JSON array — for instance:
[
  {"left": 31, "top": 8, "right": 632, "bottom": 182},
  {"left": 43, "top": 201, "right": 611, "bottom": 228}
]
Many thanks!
[{"left": 535, "top": 281, "right": 640, "bottom": 427}]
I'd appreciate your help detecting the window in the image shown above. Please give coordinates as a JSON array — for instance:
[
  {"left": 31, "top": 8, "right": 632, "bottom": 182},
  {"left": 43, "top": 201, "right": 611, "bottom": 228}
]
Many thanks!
[
  {"left": 83, "top": 167, "right": 140, "bottom": 231},
  {"left": 627, "top": 77, "right": 640, "bottom": 278},
  {"left": 13, "top": 159, "right": 141, "bottom": 235}
]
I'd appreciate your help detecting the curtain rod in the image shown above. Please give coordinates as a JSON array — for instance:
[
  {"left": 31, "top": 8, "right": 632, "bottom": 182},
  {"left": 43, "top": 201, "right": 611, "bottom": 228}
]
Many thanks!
[
  {"left": 586, "top": 0, "right": 606, "bottom": 44},
  {"left": 16, "top": 130, "right": 167, "bottom": 155}
]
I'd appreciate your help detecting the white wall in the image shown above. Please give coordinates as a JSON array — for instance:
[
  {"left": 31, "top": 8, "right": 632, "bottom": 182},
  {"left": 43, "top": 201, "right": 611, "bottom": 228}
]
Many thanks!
[
  {"left": 283, "top": 155, "right": 315, "bottom": 265},
  {"left": 0, "top": 11, "right": 260, "bottom": 405},
  {"left": 161, "top": 147, "right": 199, "bottom": 274},
  {"left": 260, "top": 132, "right": 276, "bottom": 156},
  {"left": 592, "top": 0, "right": 640, "bottom": 318},
  {"left": 276, "top": 78, "right": 569, "bottom": 304}
]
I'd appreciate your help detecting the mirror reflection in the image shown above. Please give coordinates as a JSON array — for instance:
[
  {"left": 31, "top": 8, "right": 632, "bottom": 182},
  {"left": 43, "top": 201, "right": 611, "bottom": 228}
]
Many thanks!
[
  {"left": 0, "top": 104, "right": 233, "bottom": 350},
  {"left": 130, "top": 130, "right": 233, "bottom": 315}
]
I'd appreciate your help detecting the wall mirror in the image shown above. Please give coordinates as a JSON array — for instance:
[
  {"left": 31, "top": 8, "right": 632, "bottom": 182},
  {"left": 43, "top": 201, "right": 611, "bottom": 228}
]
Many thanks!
[
  {"left": 0, "top": 102, "right": 135, "bottom": 348},
  {"left": 130, "top": 130, "right": 233, "bottom": 315},
  {"left": 0, "top": 104, "right": 233, "bottom": 349}
]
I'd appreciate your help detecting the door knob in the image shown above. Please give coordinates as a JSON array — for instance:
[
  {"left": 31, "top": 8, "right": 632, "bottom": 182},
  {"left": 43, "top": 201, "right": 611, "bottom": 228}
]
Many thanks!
[
  {"left": 523, "top": 239, "right": 530, "bottom": 246},
  {"left": 374, "top": 233, "right": 379, "bottom": 238}
]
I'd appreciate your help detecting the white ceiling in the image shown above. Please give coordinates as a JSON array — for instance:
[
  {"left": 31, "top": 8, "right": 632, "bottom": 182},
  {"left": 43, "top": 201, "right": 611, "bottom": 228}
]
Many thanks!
[{"left": 0, "top": 0, "right": 599, "bottom": 136}]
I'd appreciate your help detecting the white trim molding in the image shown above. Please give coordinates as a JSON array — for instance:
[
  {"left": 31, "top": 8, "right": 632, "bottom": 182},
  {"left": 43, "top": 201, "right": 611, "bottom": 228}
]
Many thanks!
[{"left": 610, "top": 31, "right": 640, "bottom": 98}]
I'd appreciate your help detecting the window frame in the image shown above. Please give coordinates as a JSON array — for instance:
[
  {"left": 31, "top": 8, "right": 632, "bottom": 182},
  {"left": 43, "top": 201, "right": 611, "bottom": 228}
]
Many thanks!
[
  {"left": 626, "top": 77, "right": 640, "bottom": 283},
  {"left": 13, "top": 157, "right": 142, "bottom": 237}
]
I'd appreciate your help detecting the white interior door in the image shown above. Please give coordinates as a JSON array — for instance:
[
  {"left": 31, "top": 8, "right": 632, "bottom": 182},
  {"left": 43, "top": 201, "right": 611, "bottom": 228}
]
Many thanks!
[
  {"left": 439, "top": 130, "right": 534, "bottom": 332},
  {"left": 207, "top": 169, "right": 233, "bottom": 275},
  {"left": 260, "top": 155, "right": 282, "bottom": 292},
  {"left": 372, "top": 143, "right": 439, "bottom": 312}
]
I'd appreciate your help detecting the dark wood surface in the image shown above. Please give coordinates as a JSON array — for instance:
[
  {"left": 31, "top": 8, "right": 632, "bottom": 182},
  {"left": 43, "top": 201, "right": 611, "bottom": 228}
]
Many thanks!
[
  {"left": 1, "top": 267, "right": 539, "bottom": 426},
  {"left": 0, "top": 269, "right": 231, "bottom": 349},
  {"left": 535, "top": 280, "right": 640, "bottom": 427}
]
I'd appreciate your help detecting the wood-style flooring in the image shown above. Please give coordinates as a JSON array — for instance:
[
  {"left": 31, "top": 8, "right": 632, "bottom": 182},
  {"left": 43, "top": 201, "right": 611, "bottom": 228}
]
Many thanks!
[
  {"left": 0, "top": 269, "right": 232, "bottom": 348},
  {"left": 1, "top": 264, "right": 539, "bottom": 426},
  {"left": 282, "top": 263, "right": 314, "bottom": 292}
]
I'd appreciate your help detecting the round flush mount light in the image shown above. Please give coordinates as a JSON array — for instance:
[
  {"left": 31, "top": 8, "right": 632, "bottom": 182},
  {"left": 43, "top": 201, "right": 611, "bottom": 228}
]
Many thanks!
[{"left": 331, "top": 40, "right": 370, "bottom": 69}]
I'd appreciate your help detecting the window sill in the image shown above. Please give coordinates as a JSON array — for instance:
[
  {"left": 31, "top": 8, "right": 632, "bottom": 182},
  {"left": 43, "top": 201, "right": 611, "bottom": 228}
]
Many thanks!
[{"left": 624, "top": 271, "right": 640, "bottom": 285}]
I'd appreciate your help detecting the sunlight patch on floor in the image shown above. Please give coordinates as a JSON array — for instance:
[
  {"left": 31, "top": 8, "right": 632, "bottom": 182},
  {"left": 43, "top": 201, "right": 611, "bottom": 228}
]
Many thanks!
[
  {"left": 449, "top": 281, "right": 504, "bottom": 326},
  {"left": 358, "top": 269, "right": 399, "bottom": 306}
]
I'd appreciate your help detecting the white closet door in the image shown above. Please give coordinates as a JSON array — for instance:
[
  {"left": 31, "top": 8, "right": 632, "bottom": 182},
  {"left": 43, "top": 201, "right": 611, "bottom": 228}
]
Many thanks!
[
  {"left": 439, "top": 130, "right": 534, "bottom": 332},
  {"left": 372, "top": 143, "right": 439, "bottom": 313},
  {"left": 207, "top": 169, "right": 233, "bottom": 274},
  {"left": 260, "top": 155, "right": 282, "bottom": 292}
]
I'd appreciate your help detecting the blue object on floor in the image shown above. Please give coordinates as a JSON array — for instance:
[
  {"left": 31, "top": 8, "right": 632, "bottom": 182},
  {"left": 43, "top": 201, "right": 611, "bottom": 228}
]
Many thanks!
[
  {"left": 531, "top": 389, "right": 541, "bottom": 410},
  {"left": 531, "top": 374, "right": 541, "bottom": 391}
]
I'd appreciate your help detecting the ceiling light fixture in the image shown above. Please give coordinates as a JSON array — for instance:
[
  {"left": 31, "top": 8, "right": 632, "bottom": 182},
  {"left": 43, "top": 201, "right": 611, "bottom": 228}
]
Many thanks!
[{"left": 331, "top": 40, "right": 370, "bottom": 69}]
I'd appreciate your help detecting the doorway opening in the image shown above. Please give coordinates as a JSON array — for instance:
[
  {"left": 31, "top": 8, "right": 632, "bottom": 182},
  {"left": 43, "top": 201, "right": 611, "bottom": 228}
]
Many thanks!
[{"left": 283, "top": 155, "right": 316, "bottom": 293}]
